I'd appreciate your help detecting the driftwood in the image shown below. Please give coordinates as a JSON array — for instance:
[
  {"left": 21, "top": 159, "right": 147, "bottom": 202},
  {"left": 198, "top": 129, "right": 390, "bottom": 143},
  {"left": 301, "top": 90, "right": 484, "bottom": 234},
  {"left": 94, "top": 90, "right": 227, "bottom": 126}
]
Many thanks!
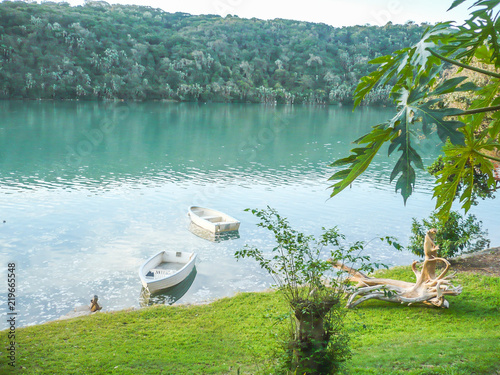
[{"left": 329, "top": 257, "right": 463, "bottom": 308}]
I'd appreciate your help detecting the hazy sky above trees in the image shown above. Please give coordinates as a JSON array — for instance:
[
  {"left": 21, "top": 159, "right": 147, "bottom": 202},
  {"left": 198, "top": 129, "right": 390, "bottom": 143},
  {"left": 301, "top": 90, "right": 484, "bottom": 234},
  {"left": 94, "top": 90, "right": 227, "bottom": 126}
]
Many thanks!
[{"left": 54, "top": 0, "right": 471, "bottom": 27}]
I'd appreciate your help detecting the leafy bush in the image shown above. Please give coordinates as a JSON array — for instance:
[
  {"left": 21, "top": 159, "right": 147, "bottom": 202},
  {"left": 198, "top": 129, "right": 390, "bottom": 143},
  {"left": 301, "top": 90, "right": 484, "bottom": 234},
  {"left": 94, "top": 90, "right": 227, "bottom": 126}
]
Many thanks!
[
  {"left": 408, "top": 210, "right": 490, "bottom": 258},
  {"left": 235, "top": 207, "right": 388, "bottom": 374}
]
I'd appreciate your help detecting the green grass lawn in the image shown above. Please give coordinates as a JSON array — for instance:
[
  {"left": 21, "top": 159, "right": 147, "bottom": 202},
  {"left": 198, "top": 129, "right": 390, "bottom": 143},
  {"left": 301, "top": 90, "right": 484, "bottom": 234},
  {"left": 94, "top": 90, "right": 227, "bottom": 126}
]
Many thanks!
[
  {"left": 344, "top": 268, "right": 500, "bottom": 375},
  {"left": 1, "top": 268, "right": 499, "bottom": 374}
]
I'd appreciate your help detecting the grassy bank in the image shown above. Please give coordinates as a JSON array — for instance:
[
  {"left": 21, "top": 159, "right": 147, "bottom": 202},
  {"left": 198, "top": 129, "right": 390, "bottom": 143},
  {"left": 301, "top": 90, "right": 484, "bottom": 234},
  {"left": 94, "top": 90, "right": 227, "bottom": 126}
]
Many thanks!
[{"left": 1, "top": 268, "right": 499, "bottom": 374}]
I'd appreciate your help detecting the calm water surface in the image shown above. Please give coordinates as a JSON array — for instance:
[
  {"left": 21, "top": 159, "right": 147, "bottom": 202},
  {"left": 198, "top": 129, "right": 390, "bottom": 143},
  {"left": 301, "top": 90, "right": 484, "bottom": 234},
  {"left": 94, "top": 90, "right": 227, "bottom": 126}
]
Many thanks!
[{"left": 1, "top": 101, "right": 498, "bottom": 328}]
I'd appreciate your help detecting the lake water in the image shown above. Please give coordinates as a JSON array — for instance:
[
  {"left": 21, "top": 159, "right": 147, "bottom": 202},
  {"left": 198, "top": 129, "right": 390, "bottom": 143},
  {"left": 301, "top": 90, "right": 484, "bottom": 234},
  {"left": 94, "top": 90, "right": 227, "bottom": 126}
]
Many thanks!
[{"left": 1, "top": 101, "right": 498, "bottom": 329}]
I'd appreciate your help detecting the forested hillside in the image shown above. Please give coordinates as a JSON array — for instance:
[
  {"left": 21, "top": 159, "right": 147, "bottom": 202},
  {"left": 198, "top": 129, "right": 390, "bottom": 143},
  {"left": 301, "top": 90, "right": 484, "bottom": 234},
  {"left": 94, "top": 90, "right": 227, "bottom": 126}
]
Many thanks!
[{"left": 0, "top": 1, "right": 426, "bottom": 103}]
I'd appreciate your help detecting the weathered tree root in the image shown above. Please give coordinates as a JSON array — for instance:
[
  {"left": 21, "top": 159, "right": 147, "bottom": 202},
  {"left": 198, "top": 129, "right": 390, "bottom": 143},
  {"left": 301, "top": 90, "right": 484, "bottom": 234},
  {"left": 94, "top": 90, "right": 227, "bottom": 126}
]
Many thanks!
[{"left": 328, "top": 258, "right": 462, "bottom": 308}]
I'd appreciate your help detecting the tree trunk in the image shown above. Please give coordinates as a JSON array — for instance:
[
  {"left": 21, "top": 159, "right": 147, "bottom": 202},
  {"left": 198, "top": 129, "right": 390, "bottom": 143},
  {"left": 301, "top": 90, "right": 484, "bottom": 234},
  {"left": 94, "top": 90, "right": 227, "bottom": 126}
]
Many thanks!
[{"left": 292, "top": 298, "right": 338, "bottom": 375}]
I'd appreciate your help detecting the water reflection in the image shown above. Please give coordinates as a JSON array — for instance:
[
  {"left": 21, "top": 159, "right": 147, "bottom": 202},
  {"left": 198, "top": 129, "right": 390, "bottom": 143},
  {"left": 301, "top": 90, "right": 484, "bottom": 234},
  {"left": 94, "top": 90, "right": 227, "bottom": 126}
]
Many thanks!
[
  {"left": 188, "top": 222, "right": 240, "bottom": 242},
  {"left": 0, "top": 100, "right": 415, "bottom": 192},
  {"left": 139, "top": 268, "right": 197, "bottom": 306}
]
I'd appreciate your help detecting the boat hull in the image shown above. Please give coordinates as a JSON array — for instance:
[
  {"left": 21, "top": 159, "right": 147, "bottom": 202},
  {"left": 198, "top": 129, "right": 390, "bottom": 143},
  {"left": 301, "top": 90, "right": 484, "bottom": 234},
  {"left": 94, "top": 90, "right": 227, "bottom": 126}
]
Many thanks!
[
  {"left": 139, "top": 251, "right": 197, "bottom": 293},
  {"left": 188, "top": 206, "right": 240, "bottom": 233},
  {"left": 188, "top": 222, "right": 241, "bottom": 242}
]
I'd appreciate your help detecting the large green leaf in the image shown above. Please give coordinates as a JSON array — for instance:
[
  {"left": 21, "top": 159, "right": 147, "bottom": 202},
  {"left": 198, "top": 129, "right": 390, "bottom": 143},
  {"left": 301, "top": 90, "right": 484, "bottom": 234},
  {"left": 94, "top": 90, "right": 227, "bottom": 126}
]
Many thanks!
[
  {"left": 439, "top": 1, "right": 500, "bottom": 66},
  {"left": 353, "top": 49, "right": 411, "bottom": 108},
  {"left": 335, "top": 78, "right": 468, "bottom": 203},
  {"left": 328, "top": 125, "right": 393, "bottom": 197},
  {"left": 389, "top": 144, "right": 423, "bottom": 203},
  {"left": 416, "top": 100, "right": 465, "bottom": 143},
  {"left": 386, "top": 91, "right": 424, "bottom": 202},
  {"left": 448, "top": 0, "right": 499, "bottom": 11},
  {"left": 388, "top": 84, "right": 466, "bottom": 201},
  {"left": 433, "top": 126, "right": 500, "bottom": 219},
  {"left": 448, "top": 0, "right": 469, "bottom": 10},
  {"left": 431, "top": 76, "right": 479, "bottom": 96}
]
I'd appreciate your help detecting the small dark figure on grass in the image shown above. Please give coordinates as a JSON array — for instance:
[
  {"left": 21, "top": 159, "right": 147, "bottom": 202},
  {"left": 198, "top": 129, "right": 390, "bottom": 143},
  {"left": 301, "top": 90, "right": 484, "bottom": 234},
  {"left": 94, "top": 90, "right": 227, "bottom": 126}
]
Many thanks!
[{"left": 90, "top": 295, "right": 102, "bottom": 313}]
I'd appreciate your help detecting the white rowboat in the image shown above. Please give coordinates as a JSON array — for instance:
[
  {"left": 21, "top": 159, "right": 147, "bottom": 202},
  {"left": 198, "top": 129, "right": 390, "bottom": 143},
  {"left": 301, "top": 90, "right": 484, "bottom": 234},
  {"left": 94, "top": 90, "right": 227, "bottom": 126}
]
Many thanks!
[
  {"left": 188, "top": 206, "right": 240, "bottom": 233},
  {"left": 139, "top": 268, "right": 197, "bottom": 307},
  {"left": 139, "top": 251, "right": 197, "bottom": 293}
]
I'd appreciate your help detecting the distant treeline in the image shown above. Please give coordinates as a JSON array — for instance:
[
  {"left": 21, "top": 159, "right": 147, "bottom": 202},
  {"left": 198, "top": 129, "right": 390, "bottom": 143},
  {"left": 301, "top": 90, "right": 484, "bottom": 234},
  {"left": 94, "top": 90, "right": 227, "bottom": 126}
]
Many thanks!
[{"left": 0, "top": 1, "right": 427, "bottom": 104}]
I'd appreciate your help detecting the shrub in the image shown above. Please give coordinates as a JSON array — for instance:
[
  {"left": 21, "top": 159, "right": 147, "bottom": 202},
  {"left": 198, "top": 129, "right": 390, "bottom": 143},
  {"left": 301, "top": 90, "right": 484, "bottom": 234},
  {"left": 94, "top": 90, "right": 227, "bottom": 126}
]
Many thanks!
[
  {"left": 408, "top": 210, "right": 490, "bottom": 258},
  {"left": 235, "top": 207, "right": 387, "bottom": 374}
]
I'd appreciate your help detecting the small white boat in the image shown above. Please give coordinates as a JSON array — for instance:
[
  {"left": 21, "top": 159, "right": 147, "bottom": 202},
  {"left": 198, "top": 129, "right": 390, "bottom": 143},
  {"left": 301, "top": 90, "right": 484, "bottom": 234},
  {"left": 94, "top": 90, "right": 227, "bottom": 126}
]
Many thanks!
[
  {"left": 139, "top": 251, "right": 197, "bottom": 293},
  {"left": 188, "top": 206, "right": 240, "bottom": 233},
  {"left": 140, "top": 268, "right": 197, "bottom": 307}
]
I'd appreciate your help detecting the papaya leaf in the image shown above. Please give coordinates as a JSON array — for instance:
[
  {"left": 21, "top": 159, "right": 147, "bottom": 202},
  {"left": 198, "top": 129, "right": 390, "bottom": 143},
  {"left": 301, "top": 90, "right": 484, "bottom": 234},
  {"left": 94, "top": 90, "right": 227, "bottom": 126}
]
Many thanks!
[
  {"left": 395, "top": 163, "right": 417, "bottom": 203},
  {"left": 474, "top": 44, "right": 494, "bottom": 63},
  {"left": 386, "top": 102, "right": 424, "bottom": 202},
  {"left": 433, "top": 126, "right": 500, "bottom": 219},
  {"left": 447, "top": 0, "right": 468, "bottom": 11},
  {"left": 468, "top": 81, "right": 500, "bottom": 111},
  {"left": 411, "top": 35, "right": 444, "bottom": 75},
  {"left": 445, "top": 3, "right": 500, "bottom": 66},
  {"left": 432, "top": 76, "right": 468, "bottom": 95},
  {"left": 489, "top": 113, "right": 500, "bottom": 138},
  {"left": 457, "top": 81, "right": 481, "bottom": 91},
  {"left": 328, "top": 125, "right": 393, "bottom": 197},
  {"left": 415, "top": 101, "right": 465, "bottom": 143},
  {"left": 474, "top": 0, "right": 500, "bottom": 12},
  {"left": 348, "top": 75, "right": 467, "bottom": 204},
  {"left": 353, "top": 49, "right": 411, "bottom": 108},
  {"left": 434, "top": 146, "right": 471, "bottom": 219},
  {"left": 353, "top": 72, "right": 384, "bottom": 109},
  {"left": 389, "top": 145, "right": 423, "bottom": 203}
]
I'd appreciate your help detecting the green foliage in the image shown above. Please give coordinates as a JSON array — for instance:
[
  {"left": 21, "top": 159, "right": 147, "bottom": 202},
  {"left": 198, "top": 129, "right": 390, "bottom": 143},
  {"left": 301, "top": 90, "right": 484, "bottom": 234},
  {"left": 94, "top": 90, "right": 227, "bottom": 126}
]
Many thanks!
[
  {"left": 410, "top": 140, "right": 494, "bottom": 257},
  {"left": 428, "top": 155, "right": 496, "bottom": 205},
  {"left": 0, "top": 1, "right": 425, "bottom": 103},
  {"left": 329, "top": 125, "right": 394, "bottom": 199},
  {"left": 2, "top": 272, "right": 499, "bottom": 374},
  {"left": 434, "top": 116, "right": 500, "bottom": 216},
  {"left": 329, "top": 0, "right": 500, "bottom": 219},
  {"left": 235, "top": 207, "right": 388, "bottom": 374},
  {"left": 235, "top": 207, "right": 381, "bottom": 306},
  {"left": 408, "top": 210, "right": 490, "bottom": 258}
]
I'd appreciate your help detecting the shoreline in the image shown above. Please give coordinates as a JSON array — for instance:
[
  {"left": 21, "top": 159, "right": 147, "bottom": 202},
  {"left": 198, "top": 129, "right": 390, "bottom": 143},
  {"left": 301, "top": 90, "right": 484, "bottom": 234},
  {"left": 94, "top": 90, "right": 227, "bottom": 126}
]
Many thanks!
[
  {"left": 50, "top": 247, "right": 500, "bottom": 325},
  {"left": 4, "top": 246, "right": 498, "bottom": 331}
]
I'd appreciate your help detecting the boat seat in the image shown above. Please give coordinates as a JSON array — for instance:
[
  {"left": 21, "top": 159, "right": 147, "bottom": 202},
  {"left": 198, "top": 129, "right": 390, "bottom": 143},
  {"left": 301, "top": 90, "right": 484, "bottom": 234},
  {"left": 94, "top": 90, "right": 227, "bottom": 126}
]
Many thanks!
[
  {"left": 151, "top": 268, "right": 174, "bottom": 279},
  {"left": 202, "top": 215, "right": 223, "bottom": 223}
]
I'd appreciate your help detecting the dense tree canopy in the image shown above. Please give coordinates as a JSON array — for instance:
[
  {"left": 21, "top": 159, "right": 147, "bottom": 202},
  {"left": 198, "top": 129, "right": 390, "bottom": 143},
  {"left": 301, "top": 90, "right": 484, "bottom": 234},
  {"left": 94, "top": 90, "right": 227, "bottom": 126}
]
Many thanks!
[{"left": 0, "top": 1, "right": 425, "bottom": 103}]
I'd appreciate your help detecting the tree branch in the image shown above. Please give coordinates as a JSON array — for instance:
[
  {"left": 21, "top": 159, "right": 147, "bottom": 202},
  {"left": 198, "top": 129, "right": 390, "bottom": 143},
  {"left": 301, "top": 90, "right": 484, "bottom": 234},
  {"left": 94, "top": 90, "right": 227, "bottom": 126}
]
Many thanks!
[
  {"left": 460, "top": 104, "right": 500, "bottom": 116},
  {"left": 428, "top": 48, "right": 500, "bottom": 80},
  {"left": 475, "top": 151, "right": 500, "bottom": 163}
]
